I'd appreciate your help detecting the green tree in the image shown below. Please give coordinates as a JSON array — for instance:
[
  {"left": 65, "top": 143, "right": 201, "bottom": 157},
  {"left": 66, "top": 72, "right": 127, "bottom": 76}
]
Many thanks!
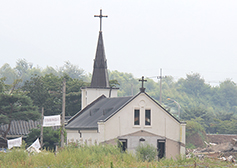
[
  {"left": 22, "top": 73, "right": 62, "bottom": 116},
  {"left": 26, "top": 127, "right": 60, "bottom": 150},
  {"left": 0, "top": 80, "right": 40, "bottom": 138},
  {"left": 22, "top": 73, "right": 89, "bottom": 116},
  {"left": 58, "top": 61, "right": 85, "bottom": 80},
  {"left": 109, "top": 79, "right": 120, "bottom": 88},
  {"left": 0, "top": 63, "right": 18, "bottom": 85},
  {"left": 22, "top": 75, "right": 49, "bottom": 108},
  {"left": 109, "top": 70, "right": 139, "bottom": 96},
  {"left": 186, "top": 120, "right": 207, "bottom": 148},
  {"left": 219, "top": 80, "right": 237, "bottom": 107},
  {"left": 42, "top": 66, "right": 58, "bottom": 76},
  {"left": 135, "top": 143, "right": 158, "bottom": 162},
  {"left": 64, "top": 74, "right": 89, "bottom": 116},
  {"left": 177, "top": 73, "right": 210, "bottom": 97},
  {"left": 14, "top": 59, "right": 42, "bottom": 86}
]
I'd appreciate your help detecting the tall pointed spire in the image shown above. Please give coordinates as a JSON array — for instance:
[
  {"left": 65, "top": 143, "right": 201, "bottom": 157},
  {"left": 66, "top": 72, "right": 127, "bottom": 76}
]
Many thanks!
[
  {"left": 91, "top": 9, "right": 109, "bottom": 88},
  {"left": 81, "top": 9, "right": 118, "bottom": 109}
]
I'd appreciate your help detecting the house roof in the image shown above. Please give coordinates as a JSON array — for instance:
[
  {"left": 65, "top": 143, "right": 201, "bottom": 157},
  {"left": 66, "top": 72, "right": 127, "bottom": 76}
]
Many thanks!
[
  {"left": 0, "top": 117, "right": 71, "bottom": 138},
  {"left": 66, "top": 92, "right": 181, "bottom": 130},
  {"left": 0, "top": 120, "right": 40, "bottom": 137},
  {"left": 66, "top": 95, "right": 133, "bottom": 130}
]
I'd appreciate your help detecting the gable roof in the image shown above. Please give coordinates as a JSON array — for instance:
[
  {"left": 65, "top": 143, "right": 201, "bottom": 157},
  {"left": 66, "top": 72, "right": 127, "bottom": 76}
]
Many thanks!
[
  {"left": 66, "top": 92, "right": 181, "bottom": 130},
  {"left": 66, "top": 95, "right": 133, "bottom": 130}
]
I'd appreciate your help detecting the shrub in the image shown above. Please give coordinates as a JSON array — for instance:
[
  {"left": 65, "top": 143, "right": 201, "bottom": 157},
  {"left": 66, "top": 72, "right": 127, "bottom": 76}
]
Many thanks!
[{"left": 135, "top": 143, "right": 158, "bottom": 162}]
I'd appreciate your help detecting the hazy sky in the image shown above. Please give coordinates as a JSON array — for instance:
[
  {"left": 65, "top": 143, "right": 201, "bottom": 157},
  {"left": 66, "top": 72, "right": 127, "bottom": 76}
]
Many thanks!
[{"left": 0, "top": 1, "right": 237, "bottom": 85}]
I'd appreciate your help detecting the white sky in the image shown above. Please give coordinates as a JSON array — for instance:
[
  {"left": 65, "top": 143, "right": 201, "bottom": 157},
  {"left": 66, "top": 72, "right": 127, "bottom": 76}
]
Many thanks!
[{"left": 0, "top": 1, "right": 237, "bottom": 85}]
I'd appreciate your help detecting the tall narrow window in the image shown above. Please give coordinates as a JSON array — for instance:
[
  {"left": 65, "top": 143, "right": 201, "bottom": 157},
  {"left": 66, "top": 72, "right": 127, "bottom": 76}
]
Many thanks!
[
  {"left": 145, "top": 109, "right": 151, "bottom": 125},
  {"left": 134, "top": 109, "right": 140, "bottom": 125}
]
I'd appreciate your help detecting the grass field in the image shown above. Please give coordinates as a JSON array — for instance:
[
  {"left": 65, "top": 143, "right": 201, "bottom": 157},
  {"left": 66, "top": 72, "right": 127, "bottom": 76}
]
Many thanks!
[{"left": 0, "top": 144, "right": 235, "bottom": 168}]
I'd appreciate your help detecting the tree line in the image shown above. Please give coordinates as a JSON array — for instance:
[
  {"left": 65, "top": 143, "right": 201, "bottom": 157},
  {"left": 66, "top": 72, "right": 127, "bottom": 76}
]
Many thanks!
[{"left": 1, "top": 59, "right": 237, "bottom": 141}]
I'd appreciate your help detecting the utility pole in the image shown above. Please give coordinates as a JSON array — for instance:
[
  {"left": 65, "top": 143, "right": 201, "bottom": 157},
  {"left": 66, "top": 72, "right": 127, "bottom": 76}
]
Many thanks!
[
  {"left": 157, "top": 68, "right": 166, "bottom": 104},
  {"left": 61, "top": 78, "right": 66, "bottom": 147},
  {"left": 40, "top": 107, "right": 44, "bottom": 148}
]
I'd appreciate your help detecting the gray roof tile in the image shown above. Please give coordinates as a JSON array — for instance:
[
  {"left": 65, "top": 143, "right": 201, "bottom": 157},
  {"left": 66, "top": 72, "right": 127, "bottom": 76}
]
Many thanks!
[
  {"left": 66, "top": 95, "right": 133, "bottom": 130},
  {"left": 0, "top": 120, "right": 40, "bottom": 136}
]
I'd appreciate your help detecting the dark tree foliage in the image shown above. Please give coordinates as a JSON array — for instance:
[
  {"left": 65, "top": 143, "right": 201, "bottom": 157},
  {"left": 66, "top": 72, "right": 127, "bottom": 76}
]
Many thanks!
[
  {"left": 64, "top": 74, "right": 89, "bottom": 116},
  {"left": 22, "top": 73, "right": 89, "bottom": 116},
  {"left": 22, "top": 75, "right": 49, "bottom": 108},
  {"left": 177, "top": 73, "right": 211, "bottom": 97},
  {"left": 0, "top": 79, "right": 40, "bottom": 138},
  {"left": 26, "top": 127, "right": 60, "bottom": 150},
  {"left": 109, "top": 79, "right": 120, "bottom": 88}
]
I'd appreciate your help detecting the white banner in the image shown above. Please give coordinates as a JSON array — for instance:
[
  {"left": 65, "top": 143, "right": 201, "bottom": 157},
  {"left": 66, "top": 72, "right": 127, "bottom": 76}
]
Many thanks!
[
  {"left": 27, "top": 138, "right": 41, "bottom": 150},
  {"left": 43, "top": 115, "right": 61, "bottom": 127},
  {"left": 7, "top": 137, "right": 22, "bottom": 149}
]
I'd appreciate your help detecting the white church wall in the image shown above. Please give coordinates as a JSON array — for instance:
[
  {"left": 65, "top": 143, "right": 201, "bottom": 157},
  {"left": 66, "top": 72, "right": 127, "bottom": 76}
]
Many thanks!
[
  {"left": 81, "top": 88, "right": 118, "bottom": 109},
  {"left": 127, "top": 136, "right": 158, "bottom": 154},
  {"left": 67, "top": 129, "right": 81, "bottom": 144},
  {"left": 67, "top": 129, "right": 99, "bottom": 145},
  {"left": 180, "top": 122, "right": 186, "bottom": 145},
  {"left": 80, "top": 130, "right": 99, "bottom": 145},
  {"left": 102, "top": 93, "right": 181, "bottom": 143}
]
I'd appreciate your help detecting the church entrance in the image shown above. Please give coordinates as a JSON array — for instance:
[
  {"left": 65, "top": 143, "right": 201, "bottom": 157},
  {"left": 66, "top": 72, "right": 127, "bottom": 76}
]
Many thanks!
[
  {"left": 157, "top": 139, "right": 165, "bottom": 159},
  {"left": 118, "top": 139, "right": 127, "bottom": 152}
]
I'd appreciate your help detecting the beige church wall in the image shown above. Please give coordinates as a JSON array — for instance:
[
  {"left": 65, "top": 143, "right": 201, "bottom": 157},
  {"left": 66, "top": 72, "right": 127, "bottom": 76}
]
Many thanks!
[
  {"left": 80, "top": 130, "right": 99, "bottom": 145},
  {"left": 67, "top": 129, "right": 81, "bottom": 144},
  {"left": 81, "top": 88, "right": 118, "bottom": 109},
  {"left": 121, "top": 135, "right": 160, "bottom": 154},
  {"left": 67, "top": 129, "right": 99, "bottom": 145},
  {"left": 180, "top": 122, "right": 186, "bottom": 145},
  {"left": 166, "top": 138, "right": 180, "bottom": 159},
  {"left": 101, "top": 135, "right": 182, "bottom": 159},
  {"left": 101, "top": 93, "right": 182, "bottom": 144}
]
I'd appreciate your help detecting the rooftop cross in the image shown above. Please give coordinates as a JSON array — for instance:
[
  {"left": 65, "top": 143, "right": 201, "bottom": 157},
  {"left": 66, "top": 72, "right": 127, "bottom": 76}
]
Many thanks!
[
  {"left": 94, "top": 9, "right": 108, "bottom": 32},
  {"left": 139, "top": 76, "right": 147, "bottom": 92}
]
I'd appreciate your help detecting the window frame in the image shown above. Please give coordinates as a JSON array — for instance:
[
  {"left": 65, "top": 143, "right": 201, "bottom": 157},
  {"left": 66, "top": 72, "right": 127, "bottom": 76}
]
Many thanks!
[
  {"left": 145, "top": 109, "right": 151, "bottom": 126},
  {"left": 134, "top": 109, "right": 140, "bottom": 126}
]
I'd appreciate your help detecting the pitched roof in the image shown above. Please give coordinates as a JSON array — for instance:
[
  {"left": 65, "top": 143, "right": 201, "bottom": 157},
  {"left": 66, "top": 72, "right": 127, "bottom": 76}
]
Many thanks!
[
  {"left": 0, "top": 117, "right": 72, "bottom": 138},
  {"left": 66, "top": 92, "right": 181, "bottom": 130},
  {"left": 66, "top": 95, "right": 133, "bottom": 130},
  {"left": 0, "top": 120, "right": 40, "bottom": 137},
  {"left": 90, "top": 31, "right": 110, "bottom": 88}
]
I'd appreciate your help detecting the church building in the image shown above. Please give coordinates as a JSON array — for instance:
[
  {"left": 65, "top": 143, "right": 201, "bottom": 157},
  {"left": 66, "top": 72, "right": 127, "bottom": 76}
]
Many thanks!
[{"left": 66, "top": 9, "right": 186, "bottom": 159}]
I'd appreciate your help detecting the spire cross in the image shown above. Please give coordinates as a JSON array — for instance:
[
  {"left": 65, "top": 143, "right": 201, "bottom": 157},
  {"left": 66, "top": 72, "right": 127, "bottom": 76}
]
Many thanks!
[
  {"left": 139, "top": 76, "right": 147, "bottom": 92},
  {"left": 94, "top": 9, "right": 108, "bottom": 32}
]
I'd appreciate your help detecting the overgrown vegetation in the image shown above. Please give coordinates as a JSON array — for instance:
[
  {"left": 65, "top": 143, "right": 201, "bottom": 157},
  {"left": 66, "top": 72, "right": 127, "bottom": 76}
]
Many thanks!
[
  {"left": 25, "top": 127, "right": 60, "bottom": 150},
  {"left": 0, "top": 145, "right": 234, "bottom": 167},
  {"left": 135, "top": 143, "right": 158, "bottom": 162}
]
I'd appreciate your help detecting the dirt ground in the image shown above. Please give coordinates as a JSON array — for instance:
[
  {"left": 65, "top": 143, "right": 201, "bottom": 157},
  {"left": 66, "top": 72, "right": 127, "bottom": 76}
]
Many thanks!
[
  {"left": 207, "top": 134, "right": 237, "bottom": 144},
  {"left": 187, "top": 133, "right": 237, "bottom": 148}
]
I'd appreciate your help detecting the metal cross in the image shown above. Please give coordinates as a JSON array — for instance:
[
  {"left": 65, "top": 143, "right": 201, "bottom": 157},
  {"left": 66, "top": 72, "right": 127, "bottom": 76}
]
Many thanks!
[
  {"left": 139, "top": 76, "right": 147, "bottom": 92},
  {"left": 94, "top": 9, "right": 108, "bottom": 32}
]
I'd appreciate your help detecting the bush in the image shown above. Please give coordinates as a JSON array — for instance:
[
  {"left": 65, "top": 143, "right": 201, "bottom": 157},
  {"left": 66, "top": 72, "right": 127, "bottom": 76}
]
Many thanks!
[{"left": 135, "top": 143, "right": 158, "bottom": 162}]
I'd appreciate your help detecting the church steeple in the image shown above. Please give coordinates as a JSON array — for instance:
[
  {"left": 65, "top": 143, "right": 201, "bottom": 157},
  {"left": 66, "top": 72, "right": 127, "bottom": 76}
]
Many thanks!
[
  {"left": 81, "top": 9, "right": 118, "bottom": 109},
  {"left": 91, "top": 9, "right": 109, "bottom": 88}
]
